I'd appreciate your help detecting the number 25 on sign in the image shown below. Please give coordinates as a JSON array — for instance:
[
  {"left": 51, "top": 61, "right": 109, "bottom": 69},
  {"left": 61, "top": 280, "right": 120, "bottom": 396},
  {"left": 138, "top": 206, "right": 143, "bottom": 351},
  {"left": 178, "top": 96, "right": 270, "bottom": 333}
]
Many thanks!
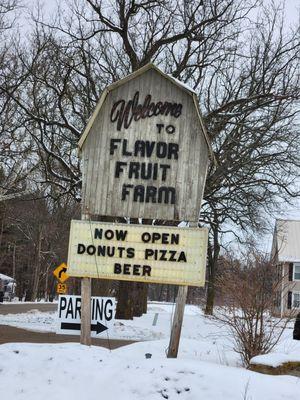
[{"left": 57, "top": 283, "right": 67, "bottom": 294}]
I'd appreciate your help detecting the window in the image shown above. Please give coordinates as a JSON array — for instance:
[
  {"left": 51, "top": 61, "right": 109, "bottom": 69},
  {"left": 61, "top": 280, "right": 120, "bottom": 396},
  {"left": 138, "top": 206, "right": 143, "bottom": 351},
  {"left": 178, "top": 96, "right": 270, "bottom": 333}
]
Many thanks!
[
  {"left": 293, "top": 292, "right": 300, "bottom": 308},
  {"left": 294, "top": 264, "right": 300, "bottom": 281}
]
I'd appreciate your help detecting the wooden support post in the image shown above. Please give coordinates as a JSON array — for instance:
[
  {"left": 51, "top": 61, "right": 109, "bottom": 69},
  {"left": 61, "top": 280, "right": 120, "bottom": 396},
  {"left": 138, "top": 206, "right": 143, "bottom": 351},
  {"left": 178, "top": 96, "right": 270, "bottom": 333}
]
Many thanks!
[
  {"left": 167, "top": 285, "right": 188, "bottom": 358},
  {"left": 80, "top": 277, "right": 91, "bottom": 345},
  {"left": 80, "top": 213, "right": 91, "bottom": 346}
]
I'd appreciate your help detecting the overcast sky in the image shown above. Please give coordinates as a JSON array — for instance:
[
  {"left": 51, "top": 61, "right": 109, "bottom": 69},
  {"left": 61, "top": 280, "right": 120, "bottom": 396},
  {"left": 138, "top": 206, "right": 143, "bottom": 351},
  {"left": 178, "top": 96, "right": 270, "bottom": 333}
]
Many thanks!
[
  {"left": 18, "top": 0, "right": 300, "bottom": 252},
  {"left": 21, "top": 0, "right": 300, "bottom": 28}
]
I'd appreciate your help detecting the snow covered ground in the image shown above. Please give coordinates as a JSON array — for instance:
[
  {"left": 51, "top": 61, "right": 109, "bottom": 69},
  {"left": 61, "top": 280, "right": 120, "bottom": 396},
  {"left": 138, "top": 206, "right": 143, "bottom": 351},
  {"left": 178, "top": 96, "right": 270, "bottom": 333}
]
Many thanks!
[
  {"left": 0, "top": 341, "right": 299, "bottom": 400},
  {"left": 0, "top": 303, "right": 240, "bottom": 365},
  {"left": 0, "top": 302, "right": 300, "bottom": 399},
  {"left": 0, "top": 307, "right": 56, "bottom": 332}
]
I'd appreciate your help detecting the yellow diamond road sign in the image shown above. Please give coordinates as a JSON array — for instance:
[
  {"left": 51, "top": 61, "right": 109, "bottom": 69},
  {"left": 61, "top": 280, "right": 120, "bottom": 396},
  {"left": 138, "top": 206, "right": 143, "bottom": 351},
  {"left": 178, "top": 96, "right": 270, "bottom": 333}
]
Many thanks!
[{"left": 53, "top": 263, "right": 69, "bottom": 283}]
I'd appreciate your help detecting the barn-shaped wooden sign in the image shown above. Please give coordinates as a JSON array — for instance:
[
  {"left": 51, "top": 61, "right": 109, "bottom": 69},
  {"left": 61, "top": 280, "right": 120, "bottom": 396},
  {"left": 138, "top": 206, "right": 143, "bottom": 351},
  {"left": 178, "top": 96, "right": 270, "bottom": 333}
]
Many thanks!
[{"left": 79, "top": 63, "right": 213, "bottom": 221}]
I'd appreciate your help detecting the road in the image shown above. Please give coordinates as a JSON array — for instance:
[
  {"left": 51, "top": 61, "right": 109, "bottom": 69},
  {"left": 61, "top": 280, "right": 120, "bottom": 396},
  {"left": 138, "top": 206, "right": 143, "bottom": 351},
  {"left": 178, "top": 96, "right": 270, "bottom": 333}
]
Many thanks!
[
  {"left": 0, "top": 302, "right": 135, "bottom": 349},
  {"left": 0, "top": 302, "right": 57, "bottom": 315}
]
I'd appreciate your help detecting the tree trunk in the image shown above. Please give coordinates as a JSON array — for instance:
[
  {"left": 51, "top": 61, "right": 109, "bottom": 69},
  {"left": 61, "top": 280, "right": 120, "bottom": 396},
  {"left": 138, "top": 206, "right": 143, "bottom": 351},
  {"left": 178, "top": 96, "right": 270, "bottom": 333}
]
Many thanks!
[
  {"left": 205, "top": 262, "right": 215, "bottom": 315},
  {"left": 132, "top": 218, "right": 152, "bottom": 316},
  {"left": 142, "top": 283, "right": 148, "bottom": 313},
  {"left": 166, "top": 284, "right": 171, "bottom": 302},
  {"left": 12, "top": 243, "right": 16, "bottom": 281},
  {"left": 115, "top": 281, "right": 134, "bottom": 319},
  {"left": 205, "top": 222, "right": 220, "bottom": 315},
  {"left": 158, "top": 284, "right": 164, "bottom": 301},
  {"left": 116, "top": 218, "right": 151, "bottom": 319},
  {"left": 92, "top": 278, "right": 112, "bottom": 296},
  {"left": 133, "top": 283, "right": 144, "bottom": 317},
  {"left": 44, "top": 263, "right": 50, "bottom": 301},
  {"left": 31, "top": 227, "right": 43, "bottom": 301}
]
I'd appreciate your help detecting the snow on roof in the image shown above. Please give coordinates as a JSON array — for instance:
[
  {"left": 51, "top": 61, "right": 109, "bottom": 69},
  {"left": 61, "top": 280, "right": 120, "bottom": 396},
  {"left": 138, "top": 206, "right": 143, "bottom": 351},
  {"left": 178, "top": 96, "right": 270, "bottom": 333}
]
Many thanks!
[
  {"left": 273, "top": 219, "right": 300, "bottom": 262},
  {"left": 0, "top": 273, "right": 14, "bottom": 282},
  {"left": 166, "top": 74, "right": 197, "bottom": 94}
]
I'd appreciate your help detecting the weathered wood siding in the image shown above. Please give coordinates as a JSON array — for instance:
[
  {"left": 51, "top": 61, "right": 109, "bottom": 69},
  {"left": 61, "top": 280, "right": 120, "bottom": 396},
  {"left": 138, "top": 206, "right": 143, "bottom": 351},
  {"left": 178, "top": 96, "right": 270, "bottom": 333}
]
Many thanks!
[{"left": 81, "top": 68, "right": 209, "bottom": 221}]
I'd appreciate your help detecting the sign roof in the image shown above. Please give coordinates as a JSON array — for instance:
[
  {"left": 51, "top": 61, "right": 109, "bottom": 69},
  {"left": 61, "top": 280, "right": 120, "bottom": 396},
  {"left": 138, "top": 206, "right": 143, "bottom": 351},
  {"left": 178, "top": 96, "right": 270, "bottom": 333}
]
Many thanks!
[{"left": 78, "top": 63, "right": 214, "bottom": 161}]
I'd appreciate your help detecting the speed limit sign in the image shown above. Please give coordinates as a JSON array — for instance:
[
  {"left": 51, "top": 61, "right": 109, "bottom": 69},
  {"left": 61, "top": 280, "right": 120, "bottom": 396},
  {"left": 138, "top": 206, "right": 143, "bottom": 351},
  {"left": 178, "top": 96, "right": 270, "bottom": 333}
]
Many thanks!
[{"left": 57, "top": 283, "right": 67, "bottom": 294}]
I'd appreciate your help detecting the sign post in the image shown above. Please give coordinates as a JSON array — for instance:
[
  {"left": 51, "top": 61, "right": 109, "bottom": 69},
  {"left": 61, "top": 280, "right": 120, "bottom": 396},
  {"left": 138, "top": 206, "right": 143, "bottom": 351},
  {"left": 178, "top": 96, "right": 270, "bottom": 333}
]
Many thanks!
[
  {"left": 80, "top": 277, "right": 91, "bottom": 345},
  {"left": 167, "top": 220, "right": 198, "bottom": 358},
  {"left": 80, "top": 214, "right": 91, "bottom": 346},
  {"left": 167, "top": 285, "right": 188, "bottom": 358}
]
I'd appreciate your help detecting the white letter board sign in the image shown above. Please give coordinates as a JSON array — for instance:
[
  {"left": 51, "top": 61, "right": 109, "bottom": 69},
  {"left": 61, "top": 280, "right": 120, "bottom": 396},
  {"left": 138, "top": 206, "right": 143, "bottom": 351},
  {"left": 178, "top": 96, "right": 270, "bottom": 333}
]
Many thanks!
[{"left": 67, "top": 220, "right": 208, "bottom": 287}]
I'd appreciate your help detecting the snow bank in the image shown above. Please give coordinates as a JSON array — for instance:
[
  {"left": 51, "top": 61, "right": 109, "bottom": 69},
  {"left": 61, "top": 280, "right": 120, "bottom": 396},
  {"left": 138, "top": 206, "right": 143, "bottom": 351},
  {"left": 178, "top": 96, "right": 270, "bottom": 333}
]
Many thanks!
[
  {"left": 250, "top": 323, "right": 300, "bottom": 367},
  {"left": 251, "top": 352, "right": 300, "bottom": 368}
]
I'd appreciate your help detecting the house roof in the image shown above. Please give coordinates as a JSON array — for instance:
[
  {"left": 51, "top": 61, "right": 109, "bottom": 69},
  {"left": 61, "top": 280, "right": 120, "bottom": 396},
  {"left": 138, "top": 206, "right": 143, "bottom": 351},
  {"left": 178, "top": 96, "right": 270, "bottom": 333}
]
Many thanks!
[
  {"left": 273, "top": 219, "right": 300, "bottom": 263},
  {"left": 0, "top": 273, "right": 14, "bottom": 282},
  {"left": 77, "top": 63, "right": 215, "bottom": 163}
]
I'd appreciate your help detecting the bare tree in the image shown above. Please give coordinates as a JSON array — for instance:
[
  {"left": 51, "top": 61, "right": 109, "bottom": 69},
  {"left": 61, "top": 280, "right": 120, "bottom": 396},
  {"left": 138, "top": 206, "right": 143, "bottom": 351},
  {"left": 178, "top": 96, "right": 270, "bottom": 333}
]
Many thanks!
[
  {"left": 0, "top": 0, "right": 18, "bottom": 32},
  {"left": 0, "top": 191, "right": 80, "bottom": 300},
  {"left": 1, "top": 0, "right": 259, "bottom": 198},
  {"left": 215, "top": 250, "right": 294, "bottom": 366},
  {"left": 199, "top": 5, "right": 300, "bottom": 313},
  {"left": 0, "top": 0, "right": 299, "bottom": 316},
  {"left": 0, "top": 0, "right": 37, "bottom": 199}
]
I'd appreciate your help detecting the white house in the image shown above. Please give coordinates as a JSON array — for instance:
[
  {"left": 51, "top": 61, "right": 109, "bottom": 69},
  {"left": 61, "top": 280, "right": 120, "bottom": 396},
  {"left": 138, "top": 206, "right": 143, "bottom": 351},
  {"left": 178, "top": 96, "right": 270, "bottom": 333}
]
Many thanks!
[{"left": 271, "top": 219, "right": 300, "bottom": 316}]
